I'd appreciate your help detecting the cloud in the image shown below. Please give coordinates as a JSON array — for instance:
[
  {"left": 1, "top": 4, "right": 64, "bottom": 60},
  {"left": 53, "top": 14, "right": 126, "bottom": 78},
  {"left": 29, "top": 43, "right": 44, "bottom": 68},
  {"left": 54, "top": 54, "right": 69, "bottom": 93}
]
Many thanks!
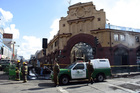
[
  {"left": 0, "top": 8, "right": 19, "bottom": 39},
  {"left": 48, "top": 18, "right": 60, "bottom": 42},
  {"left": 0, "top": 8, "right": 13, "bottom": 26},
  {"left": 4, "top": 24, "right": 20, "bottom": 39},
  {"left": 72, "top": 0, "right": 140, "bottom": 29},
  {"left": 17, "top": 36, "right": 42, "bottom": 59},
  {"left": 106, "top": 0, "right": 140, "bottom": 28}
]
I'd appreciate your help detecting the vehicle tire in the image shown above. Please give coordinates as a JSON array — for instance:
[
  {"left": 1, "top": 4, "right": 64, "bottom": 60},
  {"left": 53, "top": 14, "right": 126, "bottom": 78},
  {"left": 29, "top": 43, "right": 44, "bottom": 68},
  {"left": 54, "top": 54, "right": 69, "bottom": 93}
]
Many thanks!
[
  {"left": 96, "top": 74, "right": 104, "bottom": 82},
  {"left": 60, "top": 75, "right": 69, "bottom": 85}
]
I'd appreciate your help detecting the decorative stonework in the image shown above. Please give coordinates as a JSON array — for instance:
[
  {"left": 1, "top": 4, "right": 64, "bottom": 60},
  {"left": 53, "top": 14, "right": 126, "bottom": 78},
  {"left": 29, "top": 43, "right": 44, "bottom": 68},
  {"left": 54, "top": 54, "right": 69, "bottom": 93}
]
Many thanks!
[
  {"left": 85, "top": 6, "right": 94, "bottom": 16},
  {"left": 70, "top": 9, "right": 76, "bottom": 17},
  {"left": 76, "top": 6, "right": 85, "bottom": 18},
  {"left": 67, "top": 16, "right": 94, "bottom": 24},
  {"left": 67, "top": 2, "right": 97, "bottom": 20},
  {"left": 68, "top": 6, "right": 93, "bottom": 19}
]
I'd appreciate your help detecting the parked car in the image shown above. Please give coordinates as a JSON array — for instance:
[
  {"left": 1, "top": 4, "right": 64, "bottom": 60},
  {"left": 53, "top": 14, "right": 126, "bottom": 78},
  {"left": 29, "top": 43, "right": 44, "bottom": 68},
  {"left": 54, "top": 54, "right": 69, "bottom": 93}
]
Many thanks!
[{"left": 0, "top": 59, "right": 10, "bottom": 71}]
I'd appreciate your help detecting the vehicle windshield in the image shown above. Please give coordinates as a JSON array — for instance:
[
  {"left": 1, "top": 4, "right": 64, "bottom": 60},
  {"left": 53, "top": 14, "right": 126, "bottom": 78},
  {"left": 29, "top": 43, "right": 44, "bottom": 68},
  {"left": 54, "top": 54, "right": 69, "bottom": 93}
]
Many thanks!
[{"left": 65, "top": 63, "right": 76, "bottom": 69}]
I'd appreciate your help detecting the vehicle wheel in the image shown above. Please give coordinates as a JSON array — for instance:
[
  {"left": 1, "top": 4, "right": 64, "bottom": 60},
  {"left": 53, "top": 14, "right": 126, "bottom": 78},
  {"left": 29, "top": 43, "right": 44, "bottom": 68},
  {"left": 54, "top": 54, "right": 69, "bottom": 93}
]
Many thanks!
[
  {"left": 60, "top": 75, "right": 69, "bottom": 85},
  {"left": 96, "top": 74, "right": 104, "bottom": 82}
]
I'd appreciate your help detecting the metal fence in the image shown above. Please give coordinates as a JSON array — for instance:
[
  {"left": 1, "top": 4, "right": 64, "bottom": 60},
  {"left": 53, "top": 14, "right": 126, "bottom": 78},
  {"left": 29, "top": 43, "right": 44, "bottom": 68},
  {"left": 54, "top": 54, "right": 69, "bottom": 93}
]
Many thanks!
[{"left": 111, "top": 65, "right": 140, "bottom": 75}]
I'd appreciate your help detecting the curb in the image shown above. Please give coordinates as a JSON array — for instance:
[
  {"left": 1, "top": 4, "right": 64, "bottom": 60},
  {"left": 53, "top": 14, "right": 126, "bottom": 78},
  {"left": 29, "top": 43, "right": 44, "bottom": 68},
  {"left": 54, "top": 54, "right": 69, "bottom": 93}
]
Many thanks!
[{"left": 111, "top": 72, "right": 140, "bottom": 78}]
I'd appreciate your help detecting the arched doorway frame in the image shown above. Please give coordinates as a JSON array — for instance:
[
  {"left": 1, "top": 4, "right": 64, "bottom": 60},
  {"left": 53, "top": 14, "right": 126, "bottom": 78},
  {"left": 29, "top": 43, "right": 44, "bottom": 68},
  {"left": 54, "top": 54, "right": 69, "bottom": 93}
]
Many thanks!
[
  {"left": 113, "top": 44, "right": 129, "bottom": 65},
  {"left": 63, "top": 33, "right": 101, "bottom": 64}
]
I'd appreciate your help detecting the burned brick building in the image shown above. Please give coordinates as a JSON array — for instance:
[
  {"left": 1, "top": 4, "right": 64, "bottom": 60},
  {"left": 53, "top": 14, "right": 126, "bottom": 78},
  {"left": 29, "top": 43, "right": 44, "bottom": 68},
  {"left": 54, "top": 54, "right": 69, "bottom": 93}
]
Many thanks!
[{"left": 37, "top": 2, "right": 140, "bottom": 69}]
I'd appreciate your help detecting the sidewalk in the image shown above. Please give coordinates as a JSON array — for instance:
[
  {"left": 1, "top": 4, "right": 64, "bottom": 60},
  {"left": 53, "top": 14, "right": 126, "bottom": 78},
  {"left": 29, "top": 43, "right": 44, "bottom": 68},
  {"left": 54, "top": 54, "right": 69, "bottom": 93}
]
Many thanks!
[{"left": 111, "top": 72, "right": 140, "bottom": 78}]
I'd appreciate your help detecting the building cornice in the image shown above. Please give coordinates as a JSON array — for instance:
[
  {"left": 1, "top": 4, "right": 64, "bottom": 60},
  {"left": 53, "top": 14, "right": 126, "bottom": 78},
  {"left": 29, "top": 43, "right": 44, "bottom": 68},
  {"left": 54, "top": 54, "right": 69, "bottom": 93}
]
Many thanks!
[
  {"left": 90, "top": 29, "right": 140, "bottom": 35},
  {"left": 48, "top": 33, "right": 72, "bottom": 46},
  {"left": 68, "top": 2, "right": 93, "bottom": 10},
  {"left": 67, "top": 16, "right": 94, "bottom": 24}
]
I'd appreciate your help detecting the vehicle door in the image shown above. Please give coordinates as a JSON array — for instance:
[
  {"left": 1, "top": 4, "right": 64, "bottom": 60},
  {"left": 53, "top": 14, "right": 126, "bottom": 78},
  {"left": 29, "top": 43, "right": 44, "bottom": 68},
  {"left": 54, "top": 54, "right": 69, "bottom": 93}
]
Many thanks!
[{"left": 71, "top": 63, "right": 86, "bottom": 79}]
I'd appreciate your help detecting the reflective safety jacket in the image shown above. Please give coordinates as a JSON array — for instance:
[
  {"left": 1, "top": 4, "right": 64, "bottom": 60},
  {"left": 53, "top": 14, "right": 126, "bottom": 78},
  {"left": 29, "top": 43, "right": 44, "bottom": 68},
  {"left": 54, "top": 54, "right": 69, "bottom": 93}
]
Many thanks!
[
  {"left": 22, "top": 65, "right": 28, "bottom": 74},
  {"left": 15, "top": 63, "right": 21, "bottom": 73}
]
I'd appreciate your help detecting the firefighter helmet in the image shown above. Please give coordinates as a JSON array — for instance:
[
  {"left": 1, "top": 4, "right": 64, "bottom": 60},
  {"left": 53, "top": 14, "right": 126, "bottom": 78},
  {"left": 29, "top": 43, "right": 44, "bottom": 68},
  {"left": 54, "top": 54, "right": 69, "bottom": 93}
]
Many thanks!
[
  {"left": 23, "top": 62, "right": 27, "bottom": 65},
  {"left": 17, "top": 60, "right": 20, "bottom": 63}
]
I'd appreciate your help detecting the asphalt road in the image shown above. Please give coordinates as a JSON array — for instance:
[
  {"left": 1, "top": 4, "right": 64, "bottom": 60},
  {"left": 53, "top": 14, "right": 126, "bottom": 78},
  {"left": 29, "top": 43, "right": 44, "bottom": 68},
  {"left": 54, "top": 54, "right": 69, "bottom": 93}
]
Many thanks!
[{"left": 0, "top": 71, "right": 140, "bottom": 93}]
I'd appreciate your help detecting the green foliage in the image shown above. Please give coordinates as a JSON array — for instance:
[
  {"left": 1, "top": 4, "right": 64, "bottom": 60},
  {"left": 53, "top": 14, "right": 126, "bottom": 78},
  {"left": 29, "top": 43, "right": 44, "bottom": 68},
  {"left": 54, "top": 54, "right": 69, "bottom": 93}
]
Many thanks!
[
  {"left": 9, "top": 64, "right": 16, "bottom": 69},
  {"left": 3, "top": 64, "right": 16, "bottom": 74}
]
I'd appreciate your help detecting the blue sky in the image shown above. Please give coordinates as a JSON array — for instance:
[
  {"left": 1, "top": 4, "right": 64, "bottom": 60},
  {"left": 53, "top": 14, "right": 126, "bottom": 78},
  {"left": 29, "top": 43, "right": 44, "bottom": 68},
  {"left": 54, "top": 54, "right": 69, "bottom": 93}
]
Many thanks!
[{"left": 0, "top": 0, "right": 140, "bottom": 59}]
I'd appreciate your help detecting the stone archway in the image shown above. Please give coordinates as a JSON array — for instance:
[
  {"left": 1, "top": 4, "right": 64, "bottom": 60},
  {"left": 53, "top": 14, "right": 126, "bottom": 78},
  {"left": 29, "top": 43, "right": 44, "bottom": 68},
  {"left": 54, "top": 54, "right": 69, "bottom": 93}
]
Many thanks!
[{"left": 63, "top": 33, "right": 100, "bottom": 64}]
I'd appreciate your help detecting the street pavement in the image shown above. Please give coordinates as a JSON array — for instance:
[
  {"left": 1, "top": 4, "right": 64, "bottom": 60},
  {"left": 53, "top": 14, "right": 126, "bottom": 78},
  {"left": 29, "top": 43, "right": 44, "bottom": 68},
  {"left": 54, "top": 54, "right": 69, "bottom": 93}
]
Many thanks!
[
  {"left": 0, "top": 71, "right": 140, "bottom": 93},
  {"left": 0, "top": 80, "right": 60, "bottom": 93},
  {"left": 0, "top": 71, "right": 59, "bottom": 93}
]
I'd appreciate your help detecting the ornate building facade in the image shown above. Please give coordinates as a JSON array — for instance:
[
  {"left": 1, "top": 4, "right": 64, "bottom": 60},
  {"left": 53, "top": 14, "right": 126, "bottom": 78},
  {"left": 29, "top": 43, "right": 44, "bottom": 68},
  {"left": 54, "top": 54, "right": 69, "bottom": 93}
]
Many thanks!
[{"left": 37, "top": 2, "right": 140, "bottom": 68}]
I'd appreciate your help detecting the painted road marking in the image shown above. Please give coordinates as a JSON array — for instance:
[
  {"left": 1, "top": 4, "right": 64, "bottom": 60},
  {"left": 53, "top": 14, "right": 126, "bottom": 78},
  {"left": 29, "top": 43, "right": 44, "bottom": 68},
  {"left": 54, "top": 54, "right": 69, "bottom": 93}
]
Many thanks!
[{"left": 57, "top": 86, "right": 69, "bottom": 93}]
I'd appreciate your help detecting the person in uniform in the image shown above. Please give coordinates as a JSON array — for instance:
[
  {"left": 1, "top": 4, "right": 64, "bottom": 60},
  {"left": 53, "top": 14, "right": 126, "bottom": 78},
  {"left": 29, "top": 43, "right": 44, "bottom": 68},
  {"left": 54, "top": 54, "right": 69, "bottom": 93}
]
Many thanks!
[
  {"left": 22, "top": 62, "right": 28, "bottom": 83},
  {"left": 40, "top": 63, "right": 44, "bottom": 76},
  {"left": 87, "top": 60, "right": 94, "bottom": 85},
  {"left": 53, "top": 60, "right": 60, "bottom": 86},
  {"left": 15, "top": 60, "right": 21, "bottom": 81}
]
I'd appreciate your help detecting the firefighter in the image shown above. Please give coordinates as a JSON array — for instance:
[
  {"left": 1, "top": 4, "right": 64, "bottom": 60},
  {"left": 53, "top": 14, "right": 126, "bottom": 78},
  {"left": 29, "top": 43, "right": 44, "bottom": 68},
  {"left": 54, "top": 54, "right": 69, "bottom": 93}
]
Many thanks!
[
  {"left": 22, "top": 62, "right": 28, "bottom": 83},
  {"left": 15, "top": 60, "right": 21, "bottom": 81},
  {"left": 87, "top": 60, "right": 94, "bottom": 85},
  {"left": 53, "top": 60, "right": 60, "bottom": 87}
]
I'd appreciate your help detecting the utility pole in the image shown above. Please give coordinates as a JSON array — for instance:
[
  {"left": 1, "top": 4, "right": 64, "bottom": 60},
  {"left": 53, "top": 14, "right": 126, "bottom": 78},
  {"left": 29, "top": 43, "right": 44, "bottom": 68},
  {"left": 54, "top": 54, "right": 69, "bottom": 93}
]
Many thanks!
[{"left": 12, "top": 42, "right": 16, "bottom": 60}]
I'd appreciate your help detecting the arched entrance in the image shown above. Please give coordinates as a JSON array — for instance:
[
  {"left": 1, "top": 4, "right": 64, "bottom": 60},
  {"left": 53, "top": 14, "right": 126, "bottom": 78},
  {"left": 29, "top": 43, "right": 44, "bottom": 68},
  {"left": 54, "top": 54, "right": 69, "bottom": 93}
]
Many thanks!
[
  {"left": 114, "top": 48, "right": 129, "bottom": 65},
  {"left": 70, "top": 42, "right": 95, "bottom": 63},
  {"left": 63, "top": 33, "right": 98, "bottom": 64}
]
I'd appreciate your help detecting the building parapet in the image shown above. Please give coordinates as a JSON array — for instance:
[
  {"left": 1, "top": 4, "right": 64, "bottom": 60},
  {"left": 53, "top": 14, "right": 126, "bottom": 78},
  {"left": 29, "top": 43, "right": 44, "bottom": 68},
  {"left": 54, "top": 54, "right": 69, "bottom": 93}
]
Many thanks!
[{"left": 105, "top": 24, "right": 140, "bottom": 32}]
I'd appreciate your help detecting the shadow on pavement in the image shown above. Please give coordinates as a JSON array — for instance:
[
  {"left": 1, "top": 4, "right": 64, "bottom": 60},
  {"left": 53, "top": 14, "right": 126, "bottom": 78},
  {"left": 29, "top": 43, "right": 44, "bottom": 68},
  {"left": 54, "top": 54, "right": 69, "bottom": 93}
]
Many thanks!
[
  {"left": 65, "top": 84, "right": 87, "bottom": 89},
  {"left": 38, "top": 82, "right": 55, "bottom": 88},
  {"left": 61, "top": 81, "right": 92, "bottom": 89},
  {"left": 0, "top": 82, "right": 22, "bottom": 85},
  {"left": 28, "top": 87, "right": 45, "bottom": 90},
  {"left": 21, "top": 87, "right": 45, "bottom": 91},
  {"left": 59, "top": 80, "right": 107, "bottom": 89},
  {"left": 68, "top": 80, "right": 88, "bottom": 85}
]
